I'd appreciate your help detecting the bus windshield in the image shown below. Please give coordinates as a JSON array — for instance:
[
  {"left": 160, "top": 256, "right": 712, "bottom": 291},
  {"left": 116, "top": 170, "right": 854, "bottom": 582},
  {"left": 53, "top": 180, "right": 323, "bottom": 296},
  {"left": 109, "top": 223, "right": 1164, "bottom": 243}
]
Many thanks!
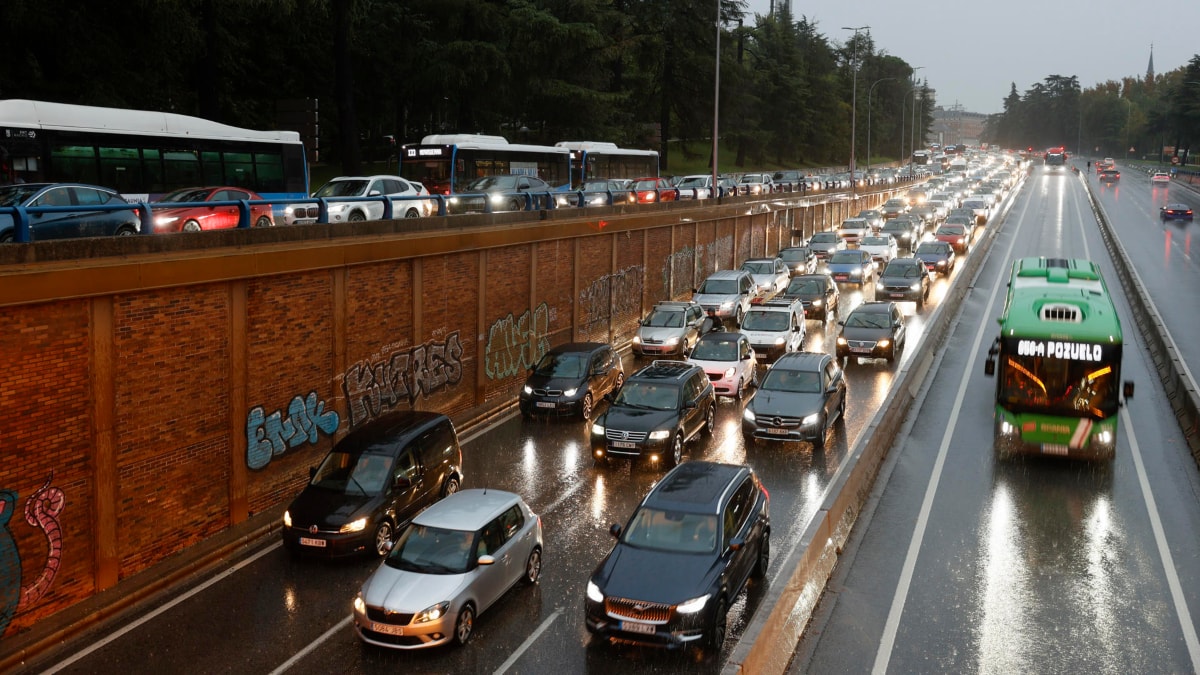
[{"left": 997, "top": 339, "right": 1121, "bottom": 419}]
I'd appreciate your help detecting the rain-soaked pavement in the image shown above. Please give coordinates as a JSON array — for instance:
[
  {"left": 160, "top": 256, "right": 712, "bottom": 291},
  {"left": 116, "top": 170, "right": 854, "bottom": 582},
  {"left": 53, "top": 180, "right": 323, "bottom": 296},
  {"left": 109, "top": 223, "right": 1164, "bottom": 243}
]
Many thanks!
[{"left": 791, "top": 164, "right": 1200, "bottom": 674}]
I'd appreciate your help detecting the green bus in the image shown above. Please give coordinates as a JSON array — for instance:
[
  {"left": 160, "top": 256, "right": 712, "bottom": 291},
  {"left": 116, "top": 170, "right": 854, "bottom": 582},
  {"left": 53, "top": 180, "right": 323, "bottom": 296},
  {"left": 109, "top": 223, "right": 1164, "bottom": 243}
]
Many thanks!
[{"left": 983, "top": 257, "right": 1134, "bottom": 460}]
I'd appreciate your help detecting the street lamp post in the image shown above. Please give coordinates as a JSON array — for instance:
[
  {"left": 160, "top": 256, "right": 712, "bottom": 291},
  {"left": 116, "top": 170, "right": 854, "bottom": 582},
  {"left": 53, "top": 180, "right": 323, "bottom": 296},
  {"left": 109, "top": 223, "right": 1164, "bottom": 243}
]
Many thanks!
[
  {"left": 1124, "top": 98, "right": 1133, "bottom": 160},
  {"left": 843, "top": 25, "right": 870, "bottom": 197},
  {"left": 712, "top": 0, "right": 721, "bottom": 196},
  {"left": 898, "top": 67, "right": 923, "bottom": 163},
  {"left": 867, "top": 77, "right": 896, "bottom": 175}
]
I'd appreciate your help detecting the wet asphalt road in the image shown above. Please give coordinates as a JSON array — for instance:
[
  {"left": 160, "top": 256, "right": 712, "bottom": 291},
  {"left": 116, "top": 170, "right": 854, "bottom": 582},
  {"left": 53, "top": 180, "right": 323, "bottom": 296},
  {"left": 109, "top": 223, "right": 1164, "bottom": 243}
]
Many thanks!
[
  {"left": 29, "top": 184, "right": 989, "bottom": 675},
  {"left": 791, "top": 164, "right": 1200, "bottom": 673}
]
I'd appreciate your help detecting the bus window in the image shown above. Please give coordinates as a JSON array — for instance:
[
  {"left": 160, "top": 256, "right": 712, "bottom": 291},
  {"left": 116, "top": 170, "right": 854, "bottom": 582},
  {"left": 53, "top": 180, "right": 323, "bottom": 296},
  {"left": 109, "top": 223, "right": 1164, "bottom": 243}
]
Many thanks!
[
  {"left": 163, "top": 150, "right": 202, "bottom": 191},
  {"left": 223, "top": 151, "right": 254, "bottom": 187},
  {"left": 98, "top": 146, "right": 142, "bottom": 193},
  {"left": 202, "top": 151, "right": 223, "bottom": 186},
  {"left": 254, "top": 151, "right": 285, "bottom": 192},
  {"left": 50, "top": 143, "right": 99, "bottom": 184}
]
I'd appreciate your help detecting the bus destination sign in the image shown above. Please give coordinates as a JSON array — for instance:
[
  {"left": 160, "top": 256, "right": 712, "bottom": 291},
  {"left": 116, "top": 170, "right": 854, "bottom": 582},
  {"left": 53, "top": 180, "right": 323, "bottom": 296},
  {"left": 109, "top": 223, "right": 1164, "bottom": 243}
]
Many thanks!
[{"left": 1015, "top": 339, "right": 1104, "bottom": 362}]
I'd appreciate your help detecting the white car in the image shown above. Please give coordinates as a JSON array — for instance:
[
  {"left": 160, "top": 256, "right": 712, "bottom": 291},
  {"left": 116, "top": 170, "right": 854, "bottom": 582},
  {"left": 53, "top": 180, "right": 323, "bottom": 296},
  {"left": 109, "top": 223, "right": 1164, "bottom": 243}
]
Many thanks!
[
  {"left": 302, "top": 175, "right": 432, "bottom": 224},
  {"left": 858, "top": 235, "right": 899, "bottom": 266},
  {"left": 838, "top": 217, "right": 872, "bottom": 245},
  {"left": 1152, "top": 171, "right": 1171, "bottom": 185},
  {"left": 674, "top": 174, "right": 714, "bottom": 200},
  {"left": 740, "top": 257, "right": 791, "bottom": 297},
  {"left": 687, "top": 330, "right": 758, "bottom": 398}
]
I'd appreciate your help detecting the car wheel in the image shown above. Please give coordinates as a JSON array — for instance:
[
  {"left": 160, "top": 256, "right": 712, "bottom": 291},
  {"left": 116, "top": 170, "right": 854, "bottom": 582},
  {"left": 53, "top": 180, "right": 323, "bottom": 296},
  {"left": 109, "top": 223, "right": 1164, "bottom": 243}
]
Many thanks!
[
  {"left": 887, "top": 345, "right": 896, "bottom": 365},
  {"left": 373, "top": 520, "right": 394, "bottom": 557},
  {"left": 669, "top": 433, "right": 684, "bottom": 467},
  {"left": 182, "top": 220, "right": 202, "bottom": 232},
  {"left": 254, "top": 216, "right": 273, "bottom": 228},
  {"left": 348, "top": 211, "right": 367, "bottom": 222},
  {"left": 404, "top": 208, "right": 420, "bottom": 218},
  {"left": 735, "top": 306, "right": 745, "bottom": 327},
  {"left": 702, "top": 405, "right": 715, "bottom": 437},
  {"left": 522, "top": 547, "right": 542, "bottom": 585},
  {"left": 752, "top": 531, "right": 770, "bottom": 579},
  {"left": 581, "top": 393, "right": 594, "bottom": 421},
  {"left": 812, "top": 420, "right": 826, "bottom": 450},
  {"left": 508, "top": 198, "right": 522, "bottom": 212},
  {"left": 441, "top": 475, "right": 461, "bottom": 498},
  {"left": 836, "top": 398, "right": 846, "bottom": 425},
  {"left": 705, "top": 595, "right": 728, "bottom": 653},
  {"left": 615, "top": 371, "right": 625, "bottom": 390},
  {"left": 0, "top": 232, "right": 13, "bottom": 243},
  {"left": 453, "top": 604, "right": 476, "bottom": 646},
  {"left": 735, "top": 377, "right": 745, "bottom": 400},
  {"left": 115, "top": 226, "right": 137, "bottom": 237}
]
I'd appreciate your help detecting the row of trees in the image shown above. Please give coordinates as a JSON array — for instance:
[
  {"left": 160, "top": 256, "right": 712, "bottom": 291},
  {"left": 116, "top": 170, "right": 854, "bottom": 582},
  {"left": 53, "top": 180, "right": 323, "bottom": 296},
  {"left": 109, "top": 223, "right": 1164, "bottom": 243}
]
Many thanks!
[
  {"left": 0, "top": 0, "right": 934, "bottom": 174},
  {"left": 983, "top": 55, "right": 1200, "bottom": 162}
]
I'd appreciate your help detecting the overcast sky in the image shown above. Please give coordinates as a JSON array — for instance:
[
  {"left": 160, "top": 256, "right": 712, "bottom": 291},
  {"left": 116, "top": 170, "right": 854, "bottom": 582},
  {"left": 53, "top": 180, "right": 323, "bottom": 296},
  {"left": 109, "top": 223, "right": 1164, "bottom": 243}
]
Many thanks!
[{"left": 743, "top": 0, "right": 1200, "bottom": 115}]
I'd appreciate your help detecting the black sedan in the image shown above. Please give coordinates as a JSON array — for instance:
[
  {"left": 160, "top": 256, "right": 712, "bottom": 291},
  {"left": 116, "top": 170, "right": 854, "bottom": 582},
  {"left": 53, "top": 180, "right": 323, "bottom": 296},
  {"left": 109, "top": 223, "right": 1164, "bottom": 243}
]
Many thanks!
[
  {"left": 881, "top": 216, "right": 922, "bottom": 251},
  {"left": 836, "top": 301, "right": 907, "bottom": 365},
  {"left": 913, "top": 240, "right": 957, "bottom": 277},
  {"left": 0, "top": 183, "right": 140, "bottom": 242},
  {"left": 520, "top": 342, "right": 624, "bottom": 420},
  {"left": 585, "top": 461, "right": 770, "bottom": 653},
  {"left": 781, "top": 273, "right": 839, "bottom": 322},
  {"left": 1160, "top": 203, "right": 1194, "bottom": 221}
]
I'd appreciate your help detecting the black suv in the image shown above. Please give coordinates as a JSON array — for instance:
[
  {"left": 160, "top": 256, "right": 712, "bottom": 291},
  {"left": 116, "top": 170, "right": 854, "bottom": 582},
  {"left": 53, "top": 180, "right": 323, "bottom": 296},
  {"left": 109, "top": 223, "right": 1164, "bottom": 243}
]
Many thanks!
[
  {"left": 781, "top": 273, "right": 839, "bottom": 322},
  {"left": 836, "top": 301, "right": 908, "bottom": 366},
  {"left": 282, "top": 411, "right": 464, "bottom": 558},
  {"left": 585, "top": 461, "right": 770, "bottom": 652},
  {"left": 741, "top": 352, "right": 846, "bottom": 449},
  {"left": 591, "top": 360, "right": 715, "bottom": 468},
  {"left": 520, "top": 342, "right": 624, "bottom": 420},
  {"left": 875, "top": 257, "right": 931, "bottom": 307}
]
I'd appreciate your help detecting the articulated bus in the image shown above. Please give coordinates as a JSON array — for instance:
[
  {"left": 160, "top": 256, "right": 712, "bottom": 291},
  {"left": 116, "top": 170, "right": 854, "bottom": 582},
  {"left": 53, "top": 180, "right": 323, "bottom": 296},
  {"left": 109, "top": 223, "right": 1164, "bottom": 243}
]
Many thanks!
[
  {"left": 0, "top": 99, "right": 309, "bottom": 205},
  {"left": 984, "top": 257, "right": 1134, "bottom": 461},
  {"left": 400, "top": 135, "right": 571, "bottom": 195},
  {"left": 554, "top": 141, "right": 659, "bottom": 188}
]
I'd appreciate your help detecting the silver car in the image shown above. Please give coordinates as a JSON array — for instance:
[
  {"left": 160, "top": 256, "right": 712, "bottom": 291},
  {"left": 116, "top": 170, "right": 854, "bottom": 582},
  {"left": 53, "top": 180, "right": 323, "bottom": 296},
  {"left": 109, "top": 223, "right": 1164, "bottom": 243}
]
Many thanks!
[
  {"left": 353, "top": 489, "right": 543, "bottom": 649},
  {"left": 633, "top": 301, "right": 709, "bottom": 357}
]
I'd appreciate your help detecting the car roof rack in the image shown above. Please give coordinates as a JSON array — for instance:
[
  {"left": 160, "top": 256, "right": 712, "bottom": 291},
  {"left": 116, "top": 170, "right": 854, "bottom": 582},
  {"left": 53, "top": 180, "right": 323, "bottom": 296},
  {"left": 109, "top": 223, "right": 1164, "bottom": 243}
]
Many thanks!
[
  {"left": 649, "top": 360, "right": 695, "bottom": 372},
  {"left": 753, "top": 298, "right": 801, "bottom": 309}
]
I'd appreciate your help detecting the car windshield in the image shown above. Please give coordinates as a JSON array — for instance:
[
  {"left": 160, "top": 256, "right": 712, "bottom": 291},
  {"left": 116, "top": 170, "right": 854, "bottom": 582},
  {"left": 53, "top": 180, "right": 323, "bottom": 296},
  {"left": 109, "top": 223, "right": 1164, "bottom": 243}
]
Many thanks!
[
  {"left": 313, "top": 180, "right": 369, "bottom": 198},
  {"left": 634, "top": 179, "right": 661, "bottom": 190},
  {"left": 846, "top": 311, "right": 891, "bottom": 329},
  {"left": 884, "top": 262, "right": 923, "bottom": 278},
  {"left": 742, "top": 261, "right": 776, "bottom": 274},
  {"left": 0, "top": 185, "right": 40, "bottom": 207},
  {"left": 613, "top": 381, "right": 679, "bottom": 410},
  {"left": 697, "top": 279, "right": 739, "bottom": 294},
  {"left": 385, "top": 524, "right": 476, "bottom": 574},
  {"left": 937, "top": 226, "right": 965, "bottom": 236},
  {"left": 465, "top": 176, "right": 519, "bottom": 191},
  {"left": 787, "top": 279, "right": 823, "bottom": 295},
  {"left": 581, "top": 180, "right": 614, "bottom": 191},
  {"left": 533, "top": 352, "right": 586, "bottom": 378},
  {"left": 916, "top": 242, "right": 947, "bottom": 254},
  {"left": 760, "top": 368, "right": 822, "bottom": 393},
  {"left": 621, "top": 507, "right": 718, "bottom": 553},
  {"left": 809, "top": 233, "right": 838, "bottom": 244},
  {"left": 690, "top": 338, "right": 737, "bottom": 361},
  {"left": 828, "top": 251, "right": 863, "bottom": 264},
  {"left": 741, "top": 310, "right": 789, "bottom": 331},
  {"left": 678, "top": 177, "right": 709, "bottom": 187},
  {"left": 862, "top": 237, "right": 890, "bottom": 246},
  {"left": 156, "top": 188, "right": 214, "bottom": 203},
  {"left": 310, "top": 451, "right": 393, "bottom": 495},
  {"left": 644, "top": 308, "right": 685, "bottom": 328},
  {"left": 779, "top": 248, "right": 810, "bottom": 262}
]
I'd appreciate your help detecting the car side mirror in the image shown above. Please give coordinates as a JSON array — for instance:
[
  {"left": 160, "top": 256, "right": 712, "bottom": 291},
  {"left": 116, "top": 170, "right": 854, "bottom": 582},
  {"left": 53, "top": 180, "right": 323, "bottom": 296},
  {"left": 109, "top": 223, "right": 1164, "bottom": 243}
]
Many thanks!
[
  {"left": 729, "top": 536, "right": 746, "bottom": 551},
  {"left": 393, "top": 476, "right": 412, "bottom": 490},
  {"left": 609, "top": 523, "right": 623, "bottom": 538},
  {"left": 477, "top": 554, "right": 496, "bottom": 566}
]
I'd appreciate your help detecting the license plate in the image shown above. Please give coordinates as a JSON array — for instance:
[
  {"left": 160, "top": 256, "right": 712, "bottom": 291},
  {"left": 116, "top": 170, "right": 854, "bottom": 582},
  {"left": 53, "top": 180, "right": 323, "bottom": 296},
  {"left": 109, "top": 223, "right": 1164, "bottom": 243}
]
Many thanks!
[
  {"left": 610, "top": 441, "right": 637, "bottom": 449},
  {"left": 299, "top": 537, "right": 327, "bottom": 548},
  {"left": 536, "top": 401, "right": 556, "bottom": 408},
  {"left": 293, "top": 219, "right": 316, "bottom": 225},
  {"left": 833, "top": 275, "right": 848, "bottom": 281},
  {"left": 850, "top": 347, "right": 872, "bottom": 354},
  {"left": 766, "top": 428, "right": 790, "bottom": 435},
  {"left": 370, "top": 621, "right": 406, "bottom": 636},
  {"left": 620, "top": 620, "right": 656, "bottom": 635},
  {"left": 889, "top": 292, "right": 906, "bottom": 298}
]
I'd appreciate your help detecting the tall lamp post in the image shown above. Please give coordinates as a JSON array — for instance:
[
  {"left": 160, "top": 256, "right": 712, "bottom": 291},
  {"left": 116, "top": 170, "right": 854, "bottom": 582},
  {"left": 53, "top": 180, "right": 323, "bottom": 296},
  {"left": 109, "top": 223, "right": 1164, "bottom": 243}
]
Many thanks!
[
  {"left": 866, "top": 77, "right": 896, "bottom": 175},
  {"left": 843, "top": 25, "right": 870, "bottom": 197},
  {"left": 898, "top": 66, "right": 923, "bottom": 163},
  {"left": 1123, "top": 98, "right": 1133, "bottom": 160},
  {"left": 711, "top": 0, "right": 721, "bottom": 196}
]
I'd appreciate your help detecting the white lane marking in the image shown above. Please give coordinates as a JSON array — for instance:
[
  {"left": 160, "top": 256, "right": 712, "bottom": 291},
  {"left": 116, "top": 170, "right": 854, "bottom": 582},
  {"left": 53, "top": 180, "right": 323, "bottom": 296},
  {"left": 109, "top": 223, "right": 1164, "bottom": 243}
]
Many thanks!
[
  {"left": 872, "top": 186, "right": 1029, "bottom": 675},
  {"left": 492, "top": 607, "right": 564, "bottom": 675},
  {"left": 270, "top": 614, "right": 353, "bottom": 674},
  {"left": 540, "top": 479, "right": 585, "bottom": 517},
  {"left": 43, "top": 542, "right": 281, "bottom": 674},
  {"left": 1123, "top": 406, "right": 1200, "bottom": 669}
]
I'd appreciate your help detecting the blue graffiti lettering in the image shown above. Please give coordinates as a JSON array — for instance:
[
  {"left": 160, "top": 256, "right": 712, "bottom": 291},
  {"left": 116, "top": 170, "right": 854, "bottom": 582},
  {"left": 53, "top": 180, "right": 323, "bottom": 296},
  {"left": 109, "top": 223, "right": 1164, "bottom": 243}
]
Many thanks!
[{"left": 246, "top": 391, "right": 340, "bottom": 470}]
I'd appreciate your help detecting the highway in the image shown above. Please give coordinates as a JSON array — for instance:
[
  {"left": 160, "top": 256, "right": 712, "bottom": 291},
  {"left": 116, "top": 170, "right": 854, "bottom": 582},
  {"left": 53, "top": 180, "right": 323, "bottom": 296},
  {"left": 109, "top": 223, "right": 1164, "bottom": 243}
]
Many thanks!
[{"left": 791, "top": 164, "right": 1200, "bottom": 673}]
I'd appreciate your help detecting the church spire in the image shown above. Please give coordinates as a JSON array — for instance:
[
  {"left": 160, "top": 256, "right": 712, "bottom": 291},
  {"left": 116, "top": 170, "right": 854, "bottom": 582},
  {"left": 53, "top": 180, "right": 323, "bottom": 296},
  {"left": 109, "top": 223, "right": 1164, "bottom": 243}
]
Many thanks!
[{"left": 1147, "top": 43, "right": 1155, "bottom": 80}]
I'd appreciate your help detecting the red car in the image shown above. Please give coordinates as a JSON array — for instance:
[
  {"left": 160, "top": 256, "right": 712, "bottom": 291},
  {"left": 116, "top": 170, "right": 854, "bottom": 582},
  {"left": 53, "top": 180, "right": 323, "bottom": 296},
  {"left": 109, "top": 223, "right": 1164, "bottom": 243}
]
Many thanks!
[
  {"left": 631, "top": 177, "right": 678, "bottom": 203},
  {"left": 151, "top": 186, "right": 275, "bottom": 232},
  {"left": 934, "top": 223, "right": 972, "bottom": 254}
]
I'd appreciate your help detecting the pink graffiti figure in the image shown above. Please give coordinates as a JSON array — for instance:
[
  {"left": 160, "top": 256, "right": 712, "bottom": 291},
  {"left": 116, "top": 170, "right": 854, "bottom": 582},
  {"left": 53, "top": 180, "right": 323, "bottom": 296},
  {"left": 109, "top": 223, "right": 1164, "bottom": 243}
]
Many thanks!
[{"left": 0, "top": 474, "right": 66, "bottom": 637}]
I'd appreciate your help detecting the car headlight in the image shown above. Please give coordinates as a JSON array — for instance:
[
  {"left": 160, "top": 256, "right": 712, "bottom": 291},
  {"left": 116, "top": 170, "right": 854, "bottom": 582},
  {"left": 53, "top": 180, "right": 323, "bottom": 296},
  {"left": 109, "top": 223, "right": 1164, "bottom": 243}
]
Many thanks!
[
  {"left": 632, "top": 335, "right": 642, "bottom": 344},
  {"left": 801, "top": 413, "right": 820, "bottom": 426},
  {"left": 720, "top": 301, "right": 734, "bottom": 310},
  {"left": 837, "top": 336, "right": 847, "bottom": 346},
  {"left": 910, "top": 283, "right": 921, "bottom": 291},
  {"left": 676, "top": 594, "right": 711, "bottom": 614},
  {"left": 665, "top": 337, "right": 680, "bottom": 346},
  {"left": 327, "top": 203, "right": 347, "bottom": 214},
  {"left": 353, "top": 594, "right": 365, "bottom": 614},
  {"left": 523, "top": 385, "right": 533, "bottom": 395},
  {"left": 155, "top": 215, "right": 179, "bottom": 226},
  {"left": 812, "top": 298, "right": 822, "bottom": 307},
  {"left": 773, "top": 337, "right": 786, "bottom": 346},
  {"left": 851, "top": 269, "right": 862, "bottom": 276},
  {"left": 283, "top": 510, "right": 292, "bottom": 528},
  {"left": 414, "top": 601, "right": 451, "bottom": 624},
  {"left": 937, "top": 260, "right": 947, "bottom": 267},
  {"left": 648, "top": 430, "right": 671, "bottom": 441},
  {"left": 563, "top": 388, "right": 578, "bottom": 397},
  {"left": 587, "top": 580, "right": 605, "bottom": 603},
  {"left": 876, "top": 282, "right": 885, "bottom": 291},
  {"left": 592, "top": 423, "right": 605, "bottom": 435},
  {"left": 490, "top": 193, "right": 506, "bottom": 205},
  {"left": 723, "top": 367, "right": 736, "bottom": 380},
  {"left": 448, "top": 196, "right": 460, "bottom": 205},
  {"left": 877, "top": 339, "right": 891, "bottom": 348},
  {"left": 340, "top": 517, "right": 368, "bottom": 533}
]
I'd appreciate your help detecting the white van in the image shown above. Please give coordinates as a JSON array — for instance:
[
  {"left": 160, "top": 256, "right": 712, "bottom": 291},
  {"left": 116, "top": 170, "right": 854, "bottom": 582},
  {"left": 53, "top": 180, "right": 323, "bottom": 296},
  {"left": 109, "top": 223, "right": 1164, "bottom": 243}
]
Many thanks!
[{"left": 739, "top": 298, "right": 806, "bottom": 363}]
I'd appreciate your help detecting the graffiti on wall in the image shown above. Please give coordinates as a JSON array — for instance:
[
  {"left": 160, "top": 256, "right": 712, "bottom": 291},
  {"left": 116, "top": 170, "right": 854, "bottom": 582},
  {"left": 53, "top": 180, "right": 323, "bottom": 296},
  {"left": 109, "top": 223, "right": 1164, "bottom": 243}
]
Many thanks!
[
  {"left": 342, "top": 332, "right": 465, "bottom": 428},
  {"left": 701, "top": 235, "right": 734, "bottom": 275},
  {"left": 485, "top": 304, "right": 549, "bottom": 381},
  {"left": 579, "top": 265, "right": 644, "bottom": 330},
  {"left": 0, "top": 473, "right": 65, "bottom": 638},
  {"left": 246, "top": 392, "right": 341, "bottom": 470},
  {"left": 663, "top": 247, "right": 698, "bottom": 296}
]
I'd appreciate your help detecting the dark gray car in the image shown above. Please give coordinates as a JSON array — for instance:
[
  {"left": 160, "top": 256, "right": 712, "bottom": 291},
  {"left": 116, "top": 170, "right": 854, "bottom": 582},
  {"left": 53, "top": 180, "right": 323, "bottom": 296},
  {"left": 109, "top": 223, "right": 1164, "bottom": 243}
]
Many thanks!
[
  {"left": 741, "top": 352, "right": 846, "bottom": 449},
  {"left": 0, "top": 183, "right": 140, "bottom": 242}
]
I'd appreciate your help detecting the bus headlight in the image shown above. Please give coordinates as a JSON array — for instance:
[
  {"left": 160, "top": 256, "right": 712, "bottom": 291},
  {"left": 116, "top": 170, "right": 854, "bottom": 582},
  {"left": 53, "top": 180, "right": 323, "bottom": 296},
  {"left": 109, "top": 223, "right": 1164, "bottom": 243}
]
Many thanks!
[
  {"left": 999, "top": 420, "right": 1016, "bottom": 436},
  {"left": 1095, "top": 430, "right": 1114, "bottom": 446}
]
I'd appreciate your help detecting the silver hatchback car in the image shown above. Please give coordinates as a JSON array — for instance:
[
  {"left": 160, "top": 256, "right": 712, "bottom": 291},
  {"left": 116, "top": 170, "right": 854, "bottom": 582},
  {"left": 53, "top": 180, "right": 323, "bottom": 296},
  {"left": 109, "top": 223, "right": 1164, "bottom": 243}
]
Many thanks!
[{"left": 353, "top": 489, "right": 543, "bottom": 649}]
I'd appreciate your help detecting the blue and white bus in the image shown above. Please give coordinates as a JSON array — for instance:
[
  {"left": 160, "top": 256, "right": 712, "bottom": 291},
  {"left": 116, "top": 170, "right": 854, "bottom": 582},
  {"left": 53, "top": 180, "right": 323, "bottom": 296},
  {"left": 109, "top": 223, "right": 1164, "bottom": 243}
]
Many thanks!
[
  {"left": 554, "top": 141, "right": 659, "bottom": 188},
  {"left": 0, "top": 99, "right": 309, "bottom": 206},
  {"left": 400, "top": 134, "right": 571, "bottom": 195}
]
